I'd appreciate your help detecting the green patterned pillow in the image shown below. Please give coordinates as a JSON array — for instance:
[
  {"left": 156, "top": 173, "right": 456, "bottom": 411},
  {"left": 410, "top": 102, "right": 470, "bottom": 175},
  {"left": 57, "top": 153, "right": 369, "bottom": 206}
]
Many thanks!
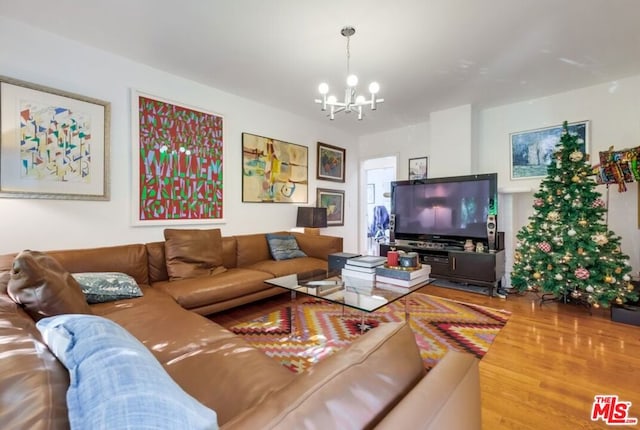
[{"left": 72, "top": 272, "right": 143, "bottom": 304}]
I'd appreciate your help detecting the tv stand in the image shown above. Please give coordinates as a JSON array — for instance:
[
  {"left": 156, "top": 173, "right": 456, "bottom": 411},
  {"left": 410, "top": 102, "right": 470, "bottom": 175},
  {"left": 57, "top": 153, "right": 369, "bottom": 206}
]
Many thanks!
[{"left": 380, "top": 242, "right": 505, "bottom": 297}]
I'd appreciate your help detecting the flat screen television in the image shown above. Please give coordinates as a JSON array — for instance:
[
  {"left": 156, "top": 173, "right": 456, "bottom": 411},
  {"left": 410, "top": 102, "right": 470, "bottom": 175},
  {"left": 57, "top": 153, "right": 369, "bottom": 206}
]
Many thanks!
[{"left": 390, "top": 173, "right": 498, "bottom": 246}]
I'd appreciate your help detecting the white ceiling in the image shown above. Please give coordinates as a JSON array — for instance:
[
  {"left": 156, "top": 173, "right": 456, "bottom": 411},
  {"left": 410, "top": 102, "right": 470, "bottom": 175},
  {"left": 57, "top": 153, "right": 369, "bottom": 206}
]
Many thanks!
[{"left": 3, "top": 0, "right": 640, "bottom": 136}]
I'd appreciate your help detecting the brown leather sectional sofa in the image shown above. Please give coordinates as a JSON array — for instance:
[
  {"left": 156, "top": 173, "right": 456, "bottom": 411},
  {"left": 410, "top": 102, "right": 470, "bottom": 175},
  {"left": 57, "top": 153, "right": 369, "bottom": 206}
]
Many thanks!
[{"left": 0, "top": 230, "right": 482, "bottom": 429}]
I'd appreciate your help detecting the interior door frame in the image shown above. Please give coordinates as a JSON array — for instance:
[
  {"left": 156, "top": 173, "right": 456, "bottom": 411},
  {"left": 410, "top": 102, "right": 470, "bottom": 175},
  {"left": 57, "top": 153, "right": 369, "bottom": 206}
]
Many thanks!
[{"left": 359, "top": 154, "right": 398, "bottom": 255}]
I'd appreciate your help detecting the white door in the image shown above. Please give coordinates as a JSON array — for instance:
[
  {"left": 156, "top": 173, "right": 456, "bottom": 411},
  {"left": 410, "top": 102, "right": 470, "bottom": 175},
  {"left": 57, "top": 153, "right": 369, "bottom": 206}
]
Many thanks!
[{"left": 360, "top": 156, "right": 397, "bottom": 255}]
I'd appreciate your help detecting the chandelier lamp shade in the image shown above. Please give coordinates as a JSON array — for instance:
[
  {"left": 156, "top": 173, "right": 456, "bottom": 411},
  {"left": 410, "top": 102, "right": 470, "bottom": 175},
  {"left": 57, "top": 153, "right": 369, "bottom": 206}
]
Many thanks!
[{"left": 315, "top": 26, "right": 384, "bottom": 120}]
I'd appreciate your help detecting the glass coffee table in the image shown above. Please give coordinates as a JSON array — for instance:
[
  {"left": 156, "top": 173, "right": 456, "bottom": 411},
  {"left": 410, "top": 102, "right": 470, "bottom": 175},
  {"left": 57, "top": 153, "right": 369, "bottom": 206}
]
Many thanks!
[{"left": 265, "top": 269, "right": 434, "bottom": 334}]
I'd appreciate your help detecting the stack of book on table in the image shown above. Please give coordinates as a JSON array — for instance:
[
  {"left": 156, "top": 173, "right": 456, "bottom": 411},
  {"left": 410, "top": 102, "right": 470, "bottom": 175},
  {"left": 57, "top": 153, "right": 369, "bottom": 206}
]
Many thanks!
[
  {"left": 375, "top": 264, "right": 431, "bottom": 287},
  {"left": 341, "top": 256, "right": 387, "bottom": 283}
]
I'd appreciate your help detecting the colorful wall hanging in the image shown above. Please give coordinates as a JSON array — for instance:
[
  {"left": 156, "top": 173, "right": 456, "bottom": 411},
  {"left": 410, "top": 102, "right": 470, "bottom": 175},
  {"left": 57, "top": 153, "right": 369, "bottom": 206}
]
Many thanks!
[
  {"left": 593, "top": 145, "right": 640, "bottom": 192},
  {"left": 0, "top": 76, "right": 110, "bottom": 200},
  {"left": 132, "top": 90, "right": 223, "bottom": 224},
  {"left": 242, "top": 133, "right": 308, "bottom": 203}
]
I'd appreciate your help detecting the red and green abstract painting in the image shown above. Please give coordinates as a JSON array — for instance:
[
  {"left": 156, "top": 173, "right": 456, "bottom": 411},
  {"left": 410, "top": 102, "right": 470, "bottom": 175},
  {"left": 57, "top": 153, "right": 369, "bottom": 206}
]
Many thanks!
[{"left": 138, "top": 96, "right": 223, "bottom": 221}]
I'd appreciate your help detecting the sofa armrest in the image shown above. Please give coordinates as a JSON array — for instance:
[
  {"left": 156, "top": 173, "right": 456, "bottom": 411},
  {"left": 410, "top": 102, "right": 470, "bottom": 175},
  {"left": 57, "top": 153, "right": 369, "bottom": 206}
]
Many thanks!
[
  {"left": 374, "top": 350, "right": 481, "bottom": 430},
  {"left": 292, "top": 233, "right": 343, "bottom": 261},
  {"left": 222, "top": 322, "right": 424, "bottom": 430},
  {"left": 0, "top": 294, "right": 70, "bottom": 430}
]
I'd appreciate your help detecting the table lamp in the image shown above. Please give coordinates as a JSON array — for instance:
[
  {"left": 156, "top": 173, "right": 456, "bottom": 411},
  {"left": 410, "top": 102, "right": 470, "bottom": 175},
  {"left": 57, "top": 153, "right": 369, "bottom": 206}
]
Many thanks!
[{"left": 296, "top": 207, "right": 328, "bottom": 235}]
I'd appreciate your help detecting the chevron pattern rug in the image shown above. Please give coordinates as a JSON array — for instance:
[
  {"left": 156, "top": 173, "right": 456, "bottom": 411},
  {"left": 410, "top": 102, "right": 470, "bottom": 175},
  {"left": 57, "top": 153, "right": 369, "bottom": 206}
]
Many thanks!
[{"left": 229, "top": 293, "right": 510, "bottom": 373}]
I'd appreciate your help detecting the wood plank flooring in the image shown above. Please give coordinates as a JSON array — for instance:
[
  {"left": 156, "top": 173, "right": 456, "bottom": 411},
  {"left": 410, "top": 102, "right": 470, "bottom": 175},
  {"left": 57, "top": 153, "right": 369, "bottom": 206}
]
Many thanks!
[{"left": 210, "top": 284, "right": 640, "bottom": 429}]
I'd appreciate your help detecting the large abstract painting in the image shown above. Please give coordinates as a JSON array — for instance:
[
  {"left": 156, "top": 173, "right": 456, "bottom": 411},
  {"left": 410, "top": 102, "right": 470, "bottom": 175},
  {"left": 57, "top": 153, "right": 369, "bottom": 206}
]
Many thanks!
[
  {"left": 0, "top": 76, "right": 110, "bottom": 200},
  {"left": 242, "top": 133, "right": 308, "bottom": 203},
  {"left": 133, "top": 90, "right": 223, "bottom": 224}
]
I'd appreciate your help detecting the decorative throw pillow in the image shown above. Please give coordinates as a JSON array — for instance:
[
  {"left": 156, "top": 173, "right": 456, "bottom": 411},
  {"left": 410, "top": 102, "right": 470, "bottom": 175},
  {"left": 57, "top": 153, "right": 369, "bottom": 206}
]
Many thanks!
[
  {"left": 164, "top": 229, "right": 227, "bottom": 281},
  {"left": 266, "top": 234, "right": 307, "bottom": 261},
  {"left": 36, "top": 314, "right": 219, "bottom": 430},
  {"left": 71, "top": 272, "right": 143, "bottom": 304},
  {"left": 7, "top": 250, "right": 92, "bottom": 321}
]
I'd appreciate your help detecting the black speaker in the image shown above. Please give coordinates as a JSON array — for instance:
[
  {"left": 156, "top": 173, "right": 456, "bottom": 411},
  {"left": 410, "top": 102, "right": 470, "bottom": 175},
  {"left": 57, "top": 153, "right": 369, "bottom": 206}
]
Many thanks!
[
  {"left": 389, "top": 214, "right": 396, "bottom": 243},
  {"left": 495, "top": 231, "right": 505, "bottom": 251},
  {"left": 487, "top": 214, "right": 497, "bottom": 251}
]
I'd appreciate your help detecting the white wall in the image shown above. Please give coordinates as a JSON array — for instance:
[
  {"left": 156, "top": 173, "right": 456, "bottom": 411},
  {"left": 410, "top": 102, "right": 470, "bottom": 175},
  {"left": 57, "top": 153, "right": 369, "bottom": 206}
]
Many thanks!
[
  {"left": 429, "top": 104, "right": 472, "bottom": 177},
  {"left": 0, "top": 17, "right": 360, "bottom": 254},
  {"left": 358, "top": 122, "right": 430, "bottom": 179}
]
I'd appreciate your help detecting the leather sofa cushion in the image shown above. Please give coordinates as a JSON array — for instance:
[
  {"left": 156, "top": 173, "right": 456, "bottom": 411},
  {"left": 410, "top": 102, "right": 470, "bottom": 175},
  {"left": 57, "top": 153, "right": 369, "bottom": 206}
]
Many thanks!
[
  {"left": 235, "top": 233, "right": 279, "bottom": 267},
  {"left": 7, "top": 250, "right": 92, "bottom": 321},
  {"left": 43, "top": 244, "right": 150, "bottom": 286},
  {"left": 223, "top": 322, "right": 426, "bottom": 429},
  {"left": 244, "top": 257, "right": 328, "bottom": 278},
  {"left": 146, "top": 237, "right": 239, "bottom": 283},
  {"left": 0, "top": 252, "right": 17, "bottom": 272},
  {"left": 153, "top": 268, "right": 274, "bottom": 310},
  {"left": 146, "top": 241, "right": 169, "bottom": 283},
  {"left": 164, "top": 229, "right": 227, "bottom": 281},
  {"left": 0, "top": 270, "right": 8, "bottom": 294},
  {"left": 374, "top": 350, "right": 481, "bottom": 430},
  {"left": 291, "top": 232, "right": 343, "bottom": 260}
]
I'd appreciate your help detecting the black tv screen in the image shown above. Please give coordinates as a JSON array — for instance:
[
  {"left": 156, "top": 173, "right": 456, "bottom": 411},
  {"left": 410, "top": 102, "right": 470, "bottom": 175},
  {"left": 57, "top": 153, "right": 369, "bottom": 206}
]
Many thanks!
[{"left": 391, "top": 173, "right": 497, "bottom": 244}]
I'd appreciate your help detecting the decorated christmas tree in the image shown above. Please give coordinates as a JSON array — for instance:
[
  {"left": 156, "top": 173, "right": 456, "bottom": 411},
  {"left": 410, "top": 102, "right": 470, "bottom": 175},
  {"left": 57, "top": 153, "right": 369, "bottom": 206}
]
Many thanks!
[{"left": 511, "top": 121, "right": 638, "bottom": 308}]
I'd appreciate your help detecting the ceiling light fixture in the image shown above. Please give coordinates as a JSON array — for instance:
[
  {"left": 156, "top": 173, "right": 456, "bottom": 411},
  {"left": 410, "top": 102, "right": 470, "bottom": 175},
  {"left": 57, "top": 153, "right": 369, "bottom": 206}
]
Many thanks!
[{"left": 315, "top": 26, "right": 384, "bottom": 120}]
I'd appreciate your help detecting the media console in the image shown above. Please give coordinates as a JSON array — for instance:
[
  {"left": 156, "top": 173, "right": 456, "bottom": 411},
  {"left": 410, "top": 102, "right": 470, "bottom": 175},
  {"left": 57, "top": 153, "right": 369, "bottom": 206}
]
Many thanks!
[{"left": 379, "top": 240, "right": 506, "bottom": 297}]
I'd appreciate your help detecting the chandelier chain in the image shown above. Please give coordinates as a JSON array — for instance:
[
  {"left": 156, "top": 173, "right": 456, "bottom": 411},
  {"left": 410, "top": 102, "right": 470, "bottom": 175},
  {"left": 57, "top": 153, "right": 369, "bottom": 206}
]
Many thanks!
[{"left": 346, "top": 34, "right": 351, "bottom": 77}]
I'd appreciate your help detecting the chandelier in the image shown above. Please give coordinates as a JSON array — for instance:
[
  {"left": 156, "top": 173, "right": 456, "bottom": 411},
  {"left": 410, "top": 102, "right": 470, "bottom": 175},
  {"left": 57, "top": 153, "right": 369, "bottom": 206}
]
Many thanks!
[{"left": 315, "top": 26, "right": 384, "bottom": 120}]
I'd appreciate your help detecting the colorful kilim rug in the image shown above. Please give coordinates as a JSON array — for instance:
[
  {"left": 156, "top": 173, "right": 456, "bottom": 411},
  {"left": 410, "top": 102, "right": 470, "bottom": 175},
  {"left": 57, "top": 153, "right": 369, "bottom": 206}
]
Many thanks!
[{"left": 229, "top": 293, "right": 510, "bottom": 373}]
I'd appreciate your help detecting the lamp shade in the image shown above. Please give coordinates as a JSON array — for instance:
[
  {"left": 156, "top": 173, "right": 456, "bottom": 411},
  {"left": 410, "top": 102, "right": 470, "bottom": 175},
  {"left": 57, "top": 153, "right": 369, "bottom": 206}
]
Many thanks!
[{"left": 296, "top": 207, "right": 328, "bottom": 228}]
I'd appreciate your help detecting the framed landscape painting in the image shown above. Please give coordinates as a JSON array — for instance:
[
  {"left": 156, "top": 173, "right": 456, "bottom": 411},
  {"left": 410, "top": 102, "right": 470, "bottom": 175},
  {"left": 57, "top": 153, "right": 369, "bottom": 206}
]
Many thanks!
[
  {"left": 242, "top": 132, "right": 308, "bottom": 203},
  {"left": 317, "top": 142, "right": 345, "bottom": 182},
  {"left": 0, "top": 76, "right": 110, "bottom": 200},
  {"left": 510, "top": 120, "right": 589, "bottom": 179},
  {"left": 317, "top": 188, "right": 345, "bottom": 226},
  {"left": 132, "top": 90, "right": 224, "bottom": 224}
]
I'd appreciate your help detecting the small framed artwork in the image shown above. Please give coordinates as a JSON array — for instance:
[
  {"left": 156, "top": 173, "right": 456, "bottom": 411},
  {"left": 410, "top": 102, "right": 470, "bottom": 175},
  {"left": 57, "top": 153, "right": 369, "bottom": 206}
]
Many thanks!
[
  {"left": 242, "top": 132, "right": 308, "bottom": 203},
  {"left": 367, "top": 183, "right": 375, "bottom": 204},
  {"left": 0, "top": 76, "right": 110, "bottom": 200},
  {"left": 317, "top": 142, "right": 345, "bottom": 182},
  {"left": 408, "top": 156, "right": 428, "bottom": 180},
  {"left": 510, "top": 120, "right": 589, "bottom": 180},
  {"left": 317, "top": 188, "right": 345, "bottom": 226},
  {"left": 132, "top": 90, "right": 224, "bottom": 224}
]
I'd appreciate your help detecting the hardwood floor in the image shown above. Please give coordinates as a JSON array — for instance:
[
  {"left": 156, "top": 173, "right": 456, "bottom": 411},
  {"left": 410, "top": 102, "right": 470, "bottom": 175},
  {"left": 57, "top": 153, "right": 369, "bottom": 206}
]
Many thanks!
[{"left": 211, "top": 285, "right": 640, "bottom": 429}]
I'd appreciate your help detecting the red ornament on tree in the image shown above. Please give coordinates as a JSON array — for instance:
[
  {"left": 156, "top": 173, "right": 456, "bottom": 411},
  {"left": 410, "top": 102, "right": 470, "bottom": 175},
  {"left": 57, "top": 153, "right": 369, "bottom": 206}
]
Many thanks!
[
  {"left": 592, "top": 198, "right": 605, "bottom": 208},
  {"left": 575, "top": 267, "right": 590, "bottom": 280},
  {"left": 537, "top": 241, "right": 552, "bottom": 253},
  {"left": 533, "top": 198, "right": 544, "bottom": 207}
]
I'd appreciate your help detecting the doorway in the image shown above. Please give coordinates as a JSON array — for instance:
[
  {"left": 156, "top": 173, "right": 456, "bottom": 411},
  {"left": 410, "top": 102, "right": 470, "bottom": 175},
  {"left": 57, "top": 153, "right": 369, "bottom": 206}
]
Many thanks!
[{"left": 360, "top": 155, "right": 397, "bottom": 255}]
